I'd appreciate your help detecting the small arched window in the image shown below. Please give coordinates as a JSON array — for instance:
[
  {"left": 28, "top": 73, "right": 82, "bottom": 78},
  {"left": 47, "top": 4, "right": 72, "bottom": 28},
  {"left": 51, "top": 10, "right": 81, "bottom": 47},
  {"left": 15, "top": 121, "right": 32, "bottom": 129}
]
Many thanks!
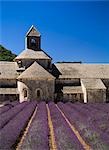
[
  {"left": 37, "top": 90, "right": 40, "bottom": 97},
  {"left": 18, "top": 60, "right": 22, "bottom": 68},
  {"left": 31, "top": 38, "right": 36, "bottom": 44},
  {"left": 24, "top": 89, "right": 27, "bottom": 98}
]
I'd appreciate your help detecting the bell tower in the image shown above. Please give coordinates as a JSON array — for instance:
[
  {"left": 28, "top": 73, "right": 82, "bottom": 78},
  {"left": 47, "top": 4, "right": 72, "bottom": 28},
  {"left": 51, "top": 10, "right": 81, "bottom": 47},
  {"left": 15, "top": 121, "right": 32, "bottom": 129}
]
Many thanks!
[{"left": 25, "top": 25, "right": 41, "bottom": 51}]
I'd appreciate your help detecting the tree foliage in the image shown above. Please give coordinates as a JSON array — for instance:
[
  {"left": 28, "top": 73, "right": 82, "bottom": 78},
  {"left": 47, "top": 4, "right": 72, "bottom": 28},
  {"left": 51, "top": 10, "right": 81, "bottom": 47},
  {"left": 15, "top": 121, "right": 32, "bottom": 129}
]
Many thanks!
[{"left": 0, "top": 45, "right": 17, "bottom": 61}]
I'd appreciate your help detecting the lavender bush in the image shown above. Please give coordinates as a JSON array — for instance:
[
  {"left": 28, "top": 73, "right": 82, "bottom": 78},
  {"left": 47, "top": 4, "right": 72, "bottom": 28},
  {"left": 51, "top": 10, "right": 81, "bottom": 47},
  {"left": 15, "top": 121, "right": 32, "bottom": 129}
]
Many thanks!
[
  {"left": 20, "top": 101, "right": 49, "bottom": 150},
  {"left": 0, "top": 101, "right": 20, "bottom": 115},
  {"left": 0, "top": 106, "right": 11, "bottom": 115},
  {"left": 57, "top": 102, "right": 109, "bottom": 149},
  {"left": 48, "top": 102, "right": 84, "bottom": 150},
  {"left": 89, "top": 103, "right": 109, "bottom": 113},
  {"left": 0, "top": 101, "right": 28, "bottom": 129},
  {"left": 0, "top": 101, "right": 37, "bottom": 150},
  {"left": 67, "top": 102, "right": 109, "bottom": 138},
  {"left": 9, "top": 101, "right": 20, "bottom": 106},
  {"left": 66, "top": 102, "right": 109, "bottom": 131}
]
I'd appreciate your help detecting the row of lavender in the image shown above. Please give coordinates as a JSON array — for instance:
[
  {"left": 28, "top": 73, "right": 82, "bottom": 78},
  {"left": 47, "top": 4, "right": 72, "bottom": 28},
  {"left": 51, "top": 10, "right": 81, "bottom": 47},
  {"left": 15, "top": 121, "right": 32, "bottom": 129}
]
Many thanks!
[
  {"left": 0, "top": 101, "right": 37, "bottom": 150},
  {"left": 0, "top": 102, "right": 50, "bottom": 150},
  {"left": 48, "top": 102, "right": 84, "bottom": 150},
  {"left": 68, "top": 102, "right": 109, "bottom": 138},
  {"left": 11, "top": 102, "right": 85, "bottom": 150},
  {"left": 0, "top": 101, "right": 109, "bottom": 150},
  {"left": 19, "top": 102, "right": 49, "bottom": 150},
  {"left": 0, "top": 102, "right": 28, "bottom": 129},
  {"left": 0, "top": 102, "right": 83, "bottom": 150},
  {"left": 19, "top": 102, "right": 84, "bottom": 150},
  {"left": 57, "top": 102, "right": 109, "bottom": 149},
  {"left": 0, "top": 101, "right": 20, "bottom": 115}
]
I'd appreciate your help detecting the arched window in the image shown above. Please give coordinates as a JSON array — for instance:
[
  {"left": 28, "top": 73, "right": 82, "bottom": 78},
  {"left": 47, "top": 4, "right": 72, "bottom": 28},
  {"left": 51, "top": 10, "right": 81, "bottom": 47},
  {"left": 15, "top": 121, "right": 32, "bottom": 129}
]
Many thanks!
[
  {"left": 31, "top": 38, "right": 36, "bottom": 43},
  {"left": 37, "top": 90, "right": 40, "bottom": 97},
  {"left": 18, "top": 60, "right": 22, "bottom": 68},
  {"left": 24, "top": 89, "right": 27, "bottom": 98},
  {"left": 30, "top": 38, "right": 36, "bottom": 49}
]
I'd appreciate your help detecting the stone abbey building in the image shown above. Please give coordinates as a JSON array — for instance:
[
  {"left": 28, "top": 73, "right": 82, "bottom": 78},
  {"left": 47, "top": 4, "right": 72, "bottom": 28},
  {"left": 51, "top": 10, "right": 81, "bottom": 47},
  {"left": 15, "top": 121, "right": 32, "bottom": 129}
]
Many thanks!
[{"left": 0, "top": 26, "right": 109, "bottom": 103}]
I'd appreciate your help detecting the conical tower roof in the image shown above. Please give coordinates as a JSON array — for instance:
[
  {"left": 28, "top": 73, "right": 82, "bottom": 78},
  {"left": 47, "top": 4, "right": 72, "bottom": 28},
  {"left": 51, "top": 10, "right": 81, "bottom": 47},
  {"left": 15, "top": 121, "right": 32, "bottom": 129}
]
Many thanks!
[
  {"left": 17, "top": 61, "right": 55, "bottom": 80},
  {"left": 26, "top": 25, "right": 40, "bottom": 37}
]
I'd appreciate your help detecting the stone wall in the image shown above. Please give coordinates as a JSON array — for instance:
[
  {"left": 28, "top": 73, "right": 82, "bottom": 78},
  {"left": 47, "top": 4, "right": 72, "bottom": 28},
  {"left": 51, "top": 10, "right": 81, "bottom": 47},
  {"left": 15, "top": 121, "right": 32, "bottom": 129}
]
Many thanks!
[
  {"left": 18, "top": 79, "right": 55, "bottom": 102},
  {"left": 0, "top": 79, "right": 18, "bottom": 102},
  {"left": 18, "top": 59, "right": 51, "bottom": 70},
  {"left": 20, "top": 59, "right": 36, "bottom": 69},
  {"left": 56, "top": 78, "right": 80, "bottom": 86},
  {"left": 106, "top": 87, "right": 109, "bottom": 102},
  {"left": 102, "top": 79, "right": 109, "bottom": 102},
  {"left": 0, "top": 79, "right": 17, "bottom": 88},
  {"left": 36, "top": 59, "right": 51, "bottom": 70},
  {"left": 0, "top": 94, "right": 19, "bottom": 103},
  {"left": 81, "top": 81, "right": 87, "bottom": 103},
  {"left": 63, "top": 93, "right": 84, "bottom": 102},
  {"left": 86, "top": 89, "right": 106, "bottom": 103},
  {"left": 18, "top": 81, "right": 29, "bottom": 102}
]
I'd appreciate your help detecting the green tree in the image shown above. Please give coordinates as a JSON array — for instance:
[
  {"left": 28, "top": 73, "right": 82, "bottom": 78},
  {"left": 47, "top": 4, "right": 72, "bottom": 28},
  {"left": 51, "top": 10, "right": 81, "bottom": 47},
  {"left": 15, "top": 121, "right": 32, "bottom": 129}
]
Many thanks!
[{"left": 0, "top": 45, "right": 17, "bottom": 61}]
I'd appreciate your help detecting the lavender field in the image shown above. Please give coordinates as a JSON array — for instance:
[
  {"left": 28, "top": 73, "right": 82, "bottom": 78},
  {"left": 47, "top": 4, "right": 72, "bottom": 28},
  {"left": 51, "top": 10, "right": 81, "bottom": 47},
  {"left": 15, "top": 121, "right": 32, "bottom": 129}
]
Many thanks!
[{"left": 0, "top": 101, "right": 109, "bottom": 150}]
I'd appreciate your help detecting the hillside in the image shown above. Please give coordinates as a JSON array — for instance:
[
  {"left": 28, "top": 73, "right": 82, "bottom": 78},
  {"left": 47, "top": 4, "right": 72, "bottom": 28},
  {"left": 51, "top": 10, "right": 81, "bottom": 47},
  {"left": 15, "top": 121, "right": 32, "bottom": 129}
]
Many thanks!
[{"left": 0, "top": 45, "right": 17, "bottom": 61}]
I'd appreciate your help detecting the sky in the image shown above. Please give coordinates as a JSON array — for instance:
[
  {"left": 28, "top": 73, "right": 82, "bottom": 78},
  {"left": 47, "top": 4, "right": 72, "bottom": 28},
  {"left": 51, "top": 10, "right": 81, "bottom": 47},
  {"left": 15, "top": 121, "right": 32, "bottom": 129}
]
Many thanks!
[{"left": 0, "top": 1, "right": 109, "bottom": 63}]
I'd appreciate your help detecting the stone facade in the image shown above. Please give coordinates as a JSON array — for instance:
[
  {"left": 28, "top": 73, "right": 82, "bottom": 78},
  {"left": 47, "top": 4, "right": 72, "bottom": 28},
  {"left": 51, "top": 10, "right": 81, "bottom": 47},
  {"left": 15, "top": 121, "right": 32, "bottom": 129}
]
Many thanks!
[
  {"left": 86, "top": 89, "right": 106, "bottom": 103},
  {"left": 81, "top": 79, "right": 106, "bottom": 103},
  {"left": 18, "top": 79, "right": 54, "bottom": 103},
  {"left": 63, "top": 93, "right": 84, "bottom": 103},
  {"left": 0, "top": 25, "right": 109, "bottom": 103}
]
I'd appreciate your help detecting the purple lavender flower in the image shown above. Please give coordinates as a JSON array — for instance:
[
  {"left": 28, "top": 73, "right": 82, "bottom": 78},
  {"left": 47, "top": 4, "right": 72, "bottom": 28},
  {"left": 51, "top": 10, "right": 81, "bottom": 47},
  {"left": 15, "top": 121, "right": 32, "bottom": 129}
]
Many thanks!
[
  {"left": 48, "top": 102, "right": 84, "bottom": 150},
  {"left": 20, "top": 101, "right": 49, "bottom": 150},
  {"left": 0, "top": 101, "right": 28, "bottom": 129},
  {"left": 0, "top": 101, "right": 37, "bottom": 150},
  {"left": 57, "top": 102, "right": 109, "bottom": 149}
]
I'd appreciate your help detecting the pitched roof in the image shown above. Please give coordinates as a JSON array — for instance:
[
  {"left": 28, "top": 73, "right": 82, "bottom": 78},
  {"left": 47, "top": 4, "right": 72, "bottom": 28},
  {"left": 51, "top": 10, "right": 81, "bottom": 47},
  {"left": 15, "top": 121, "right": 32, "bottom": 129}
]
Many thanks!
[
  {"left": 81, "top": 79, "right": 106, "bottom": 89},
  {"left": 55, "top": 63, "right": 109, "bottom": 79},
  {"left": 26, "top": 25, "right": 40, "bottom": 37},
  {"left": 17, "top": 61, "right": 55, "bottom": 80},
  {"left": 0, "top": 88, "right": 18, "bottom": 94},
  {"left": 0, "top": 62, "right": 18, "bottom": 79},
  {"left": 15, "top": 49, "right": 51, "bottom": 60},
  {"left": 63, "top": 86, "right": 83, "bottom": 94}
]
